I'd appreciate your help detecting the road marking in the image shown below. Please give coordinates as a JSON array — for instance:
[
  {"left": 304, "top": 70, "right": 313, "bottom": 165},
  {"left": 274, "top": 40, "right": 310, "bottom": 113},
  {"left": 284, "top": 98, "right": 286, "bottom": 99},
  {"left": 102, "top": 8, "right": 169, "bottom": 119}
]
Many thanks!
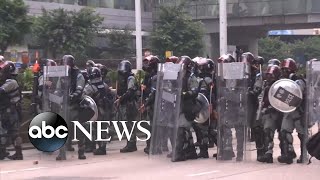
[
  {"left": 187, "top": 170, "right": 220, "bottom": 177},
  {"left": 0, "top": 167, "right": 47, "bottom": 174}
]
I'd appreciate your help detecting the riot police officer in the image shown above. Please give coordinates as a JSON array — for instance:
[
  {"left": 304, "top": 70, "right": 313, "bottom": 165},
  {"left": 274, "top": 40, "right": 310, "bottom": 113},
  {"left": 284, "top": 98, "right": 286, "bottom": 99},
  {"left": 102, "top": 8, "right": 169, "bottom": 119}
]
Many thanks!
[
  {"left": 114, "top": 60, "right": 138, "bottom": 153},
  {"left": 278, "top": 58, "right": 305, "bottom": 164},
  {"left": 56, "top": 55, "right": 86, "bottom": 160},
  {"left": 257, "top": 65, "right": 282, "bottom": 163},
  {"left": 86, "top": 60, "right": 109, "bottom": 84},
  {"left": 95, "top": 63, "right": 109, "bottom": 84},
  {"left": 243, "top": 53, "right": 264, "bottom": 160},
  {"left": 193, "top": 57, "right": 216, "bottom": 158},
  {"left": 139, "top": 55, "right": 161, "bottom": 154},
  {"left": 83, "top": 67, "right": 113, "bottom": 155},
  {"left": 171, "top": 56, "right": 199, "bottom": 162},
  {"left": 0, "top": 61, "right": 23, "bottom": 160}
]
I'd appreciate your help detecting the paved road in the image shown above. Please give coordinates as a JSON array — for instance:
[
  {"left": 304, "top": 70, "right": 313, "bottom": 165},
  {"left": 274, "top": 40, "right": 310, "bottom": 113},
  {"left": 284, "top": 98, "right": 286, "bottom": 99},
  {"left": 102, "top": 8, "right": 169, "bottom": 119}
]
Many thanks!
[{"left": 1, "top": 131, "right": 319, "bottom": 180}]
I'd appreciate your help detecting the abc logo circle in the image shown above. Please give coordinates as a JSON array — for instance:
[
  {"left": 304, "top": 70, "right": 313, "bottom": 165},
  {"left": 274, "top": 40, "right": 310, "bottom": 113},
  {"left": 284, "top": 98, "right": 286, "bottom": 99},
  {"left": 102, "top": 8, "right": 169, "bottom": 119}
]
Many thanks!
[{"left": 28, "top": 112, "right": 68, "bottom": 152}]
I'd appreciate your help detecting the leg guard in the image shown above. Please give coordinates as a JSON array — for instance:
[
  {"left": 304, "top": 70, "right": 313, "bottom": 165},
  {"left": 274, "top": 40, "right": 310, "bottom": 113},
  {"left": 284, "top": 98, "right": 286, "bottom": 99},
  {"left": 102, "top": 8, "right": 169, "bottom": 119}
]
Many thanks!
[
  {"left": 253, "top": 126, "right": 265, "bottom": 159},
  {"left": 278, "top": 130, "right": 294, "bottom": 164}
]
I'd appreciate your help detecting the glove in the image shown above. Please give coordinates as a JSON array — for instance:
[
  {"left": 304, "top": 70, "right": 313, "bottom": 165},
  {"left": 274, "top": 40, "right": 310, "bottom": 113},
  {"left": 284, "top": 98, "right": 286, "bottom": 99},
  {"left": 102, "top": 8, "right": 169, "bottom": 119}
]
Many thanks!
[{"left": 182, "top": 91, "right": 192, "bottom": 99}]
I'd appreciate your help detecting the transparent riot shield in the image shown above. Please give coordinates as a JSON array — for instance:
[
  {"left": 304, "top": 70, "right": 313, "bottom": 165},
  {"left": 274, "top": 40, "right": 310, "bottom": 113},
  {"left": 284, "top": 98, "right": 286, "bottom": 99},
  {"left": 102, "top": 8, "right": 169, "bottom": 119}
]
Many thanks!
[
  {"left": 149, "top": 63, "right": 183, "bottom": 161},
  {"left": 306, "top": 61, "right": 320, "bottom": 156},
  {"left": 216, "top": 62, "right": 250, "bottom": 161},
  {"left": 42, "top": 65, "right": 70, "bottom": 159}
]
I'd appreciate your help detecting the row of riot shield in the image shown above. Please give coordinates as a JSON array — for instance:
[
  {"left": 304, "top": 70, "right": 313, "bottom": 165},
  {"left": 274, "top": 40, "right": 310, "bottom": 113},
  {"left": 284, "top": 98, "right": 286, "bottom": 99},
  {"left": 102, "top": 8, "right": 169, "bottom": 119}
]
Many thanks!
[
  {"left": 37, "top": 62, "right": 319, "bottom": 162},
  {"left": 150, "top": 61, "right": 252, "bottom": 162}
]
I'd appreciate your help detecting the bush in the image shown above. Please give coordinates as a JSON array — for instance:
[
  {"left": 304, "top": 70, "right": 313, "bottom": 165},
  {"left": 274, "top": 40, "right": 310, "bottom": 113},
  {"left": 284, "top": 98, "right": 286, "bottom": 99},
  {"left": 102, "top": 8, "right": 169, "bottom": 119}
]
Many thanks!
[{"left": 16, "top": 68, "right": 33, "bottom": 91}]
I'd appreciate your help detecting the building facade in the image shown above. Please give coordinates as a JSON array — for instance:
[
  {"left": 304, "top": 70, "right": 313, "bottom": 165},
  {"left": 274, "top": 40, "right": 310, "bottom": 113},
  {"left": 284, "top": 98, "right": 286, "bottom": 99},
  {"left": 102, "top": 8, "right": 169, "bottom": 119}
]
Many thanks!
[{"left": 6, "top": 0, "right": 153, "bottom": 64}]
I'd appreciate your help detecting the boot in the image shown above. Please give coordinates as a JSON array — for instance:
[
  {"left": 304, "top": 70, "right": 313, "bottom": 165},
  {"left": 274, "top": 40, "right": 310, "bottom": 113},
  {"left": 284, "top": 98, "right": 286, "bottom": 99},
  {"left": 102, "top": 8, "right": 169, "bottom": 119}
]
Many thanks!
[
  {"left": 120, "top": 141, "right": 137, "bottom": 153},
  {"left": 93, "top": 147, "right": 106, "bottom": 155},
  {"left": 197, "top": 150, "right": 209, "bottom": 158},
  {"left": 185, "top": 145, "right": 198, "bottom": 160},
  {"left": 277, "top": 132, "right": 293, "bottom": 164},
  {"left": 254, "top": 127, "right": 266, "bottom": 161},
  {"left": 56, "top": 148, "right": 66, "bottom": 161},
  {"left": 56, "top": 155, "right": 66, "bottom": 161},
  {"left": 7, "top": 146, "right": 23, "bottom": 160},
  {"left": 144, "top": 139, "right": 150, "bottom": 154},
  {"left": 197, "top": 145, "right": 209, "bottom": 158},
  {"left": 78, "top": 146, "right": 86, "bottom": 160},
  {"left": 258, "top": 153, "right": 273, "bottom": 163},
  {"left": 297, "top": 133, "right": 306, "bottom": 164}
]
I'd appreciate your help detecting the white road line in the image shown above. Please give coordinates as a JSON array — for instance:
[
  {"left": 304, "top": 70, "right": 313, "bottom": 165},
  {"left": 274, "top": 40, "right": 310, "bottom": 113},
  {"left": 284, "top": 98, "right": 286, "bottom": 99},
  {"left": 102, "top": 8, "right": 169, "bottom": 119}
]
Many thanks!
[
  {"left": 0, "top": 167, "right": 48, "bottom": 174},
  {"left": 187, "top": 170, "right": 220, "bottom": 177}
]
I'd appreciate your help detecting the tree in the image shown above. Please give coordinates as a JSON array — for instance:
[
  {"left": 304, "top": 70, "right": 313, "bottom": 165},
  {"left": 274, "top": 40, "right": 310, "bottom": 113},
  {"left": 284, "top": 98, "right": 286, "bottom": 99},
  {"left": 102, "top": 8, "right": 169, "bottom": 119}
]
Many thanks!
[
  {"left": 290, "top": 37, "right": 320, "bottom": 61},
  {"left": 0, "top": 0, "right": 31, "bottom": 54},
  {"left": 32, "top": 8, "right": 103, "bottom": 59},
  {"left": 258, "top": 37, "right": 292, "bottom": 62},
  {"left": 101, "top": 26, "right": 133, "bottom": 59},
  {"left": 150, "top": 4, "right": 204, "bottom": 58}
]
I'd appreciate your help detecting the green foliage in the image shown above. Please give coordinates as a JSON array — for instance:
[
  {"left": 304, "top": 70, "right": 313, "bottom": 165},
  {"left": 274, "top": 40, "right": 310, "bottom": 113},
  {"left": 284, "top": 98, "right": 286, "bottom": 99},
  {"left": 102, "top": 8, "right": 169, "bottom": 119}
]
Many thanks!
[
  {"left": 103, "top": 26, "right": 133, "bottom": 59},
  {"left": 135, "top": 70, "right": 145, "bottom": 86},
  {"left": 290, "top": 37, "right": 320, "bottom": 61},
  {"left": 258, "top": 37, "right": 291, "bottom": 62},
  {"left": 16, "top": 68, "right": 33, "bottom": 91},
  {"left": 32, "top": 8, "right": 103, "bottom": 59},
  {"left": 0, "top": 0, "right": 31, "bottom": 53},
  {"left": 106, "top": 70, "right": 118, "bottom": 88},
  {"left": 151, "top": 4, "right": 204, "bottom": 58}
]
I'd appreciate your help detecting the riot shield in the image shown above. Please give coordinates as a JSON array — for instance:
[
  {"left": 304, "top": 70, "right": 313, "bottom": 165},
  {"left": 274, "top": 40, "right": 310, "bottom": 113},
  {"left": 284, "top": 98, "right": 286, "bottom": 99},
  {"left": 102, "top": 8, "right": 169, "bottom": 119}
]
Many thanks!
[
  {"left": 149, "top": 63, "right": 183, "bottom": 161},
  {"left": 306, "top": 61, "right": 320, "bottom": 159},
  {"left": 216, "top": 62, "right": 250, "bottom": 161},
  {"left": 306, "top": 61, "right": 320, "bottom": 131},
  {"left": 42, "top": 65, "right": 70, "bottom": 158}
]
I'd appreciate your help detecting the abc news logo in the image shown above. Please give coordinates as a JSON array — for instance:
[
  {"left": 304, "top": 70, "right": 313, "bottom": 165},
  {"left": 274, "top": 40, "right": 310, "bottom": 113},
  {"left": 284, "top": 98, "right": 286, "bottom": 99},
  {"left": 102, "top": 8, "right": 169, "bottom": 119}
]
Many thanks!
[{"left": 29, "top": 112, "right": 151, "bottom": 152}]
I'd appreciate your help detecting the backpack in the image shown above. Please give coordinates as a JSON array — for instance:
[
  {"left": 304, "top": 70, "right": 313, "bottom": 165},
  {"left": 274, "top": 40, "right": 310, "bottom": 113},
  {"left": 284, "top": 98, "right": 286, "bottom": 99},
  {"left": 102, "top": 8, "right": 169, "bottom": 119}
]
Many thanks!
[{"left": 306, "top": 131, "right": 320, "bottom": 164}]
